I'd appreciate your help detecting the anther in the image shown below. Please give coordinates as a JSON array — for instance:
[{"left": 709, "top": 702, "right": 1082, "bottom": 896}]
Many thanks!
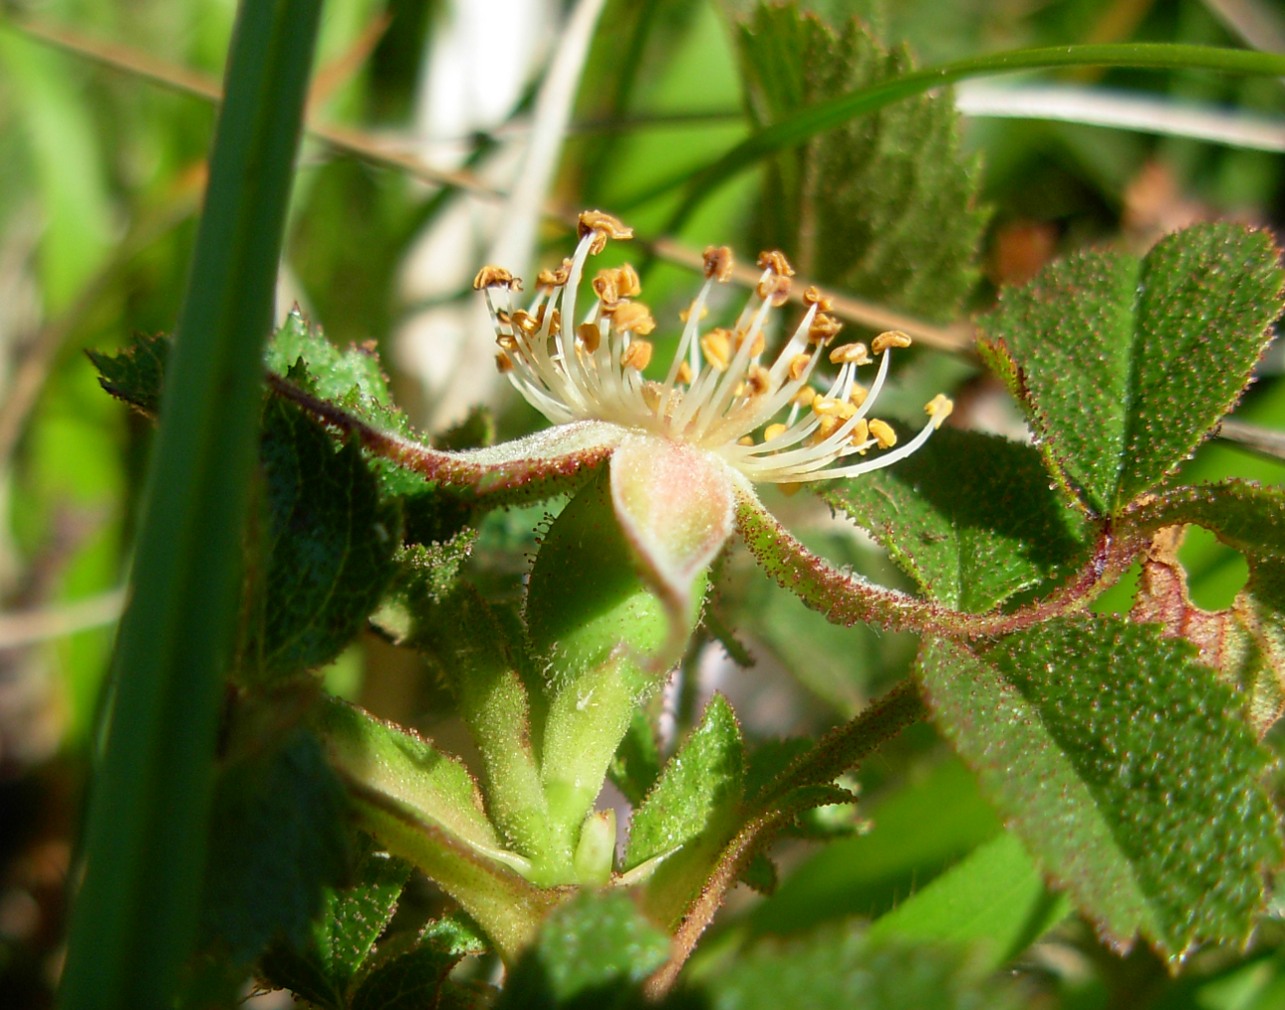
[
  {"left": 746, "top": 364, "right": 771, "bottom": 397},
  {"left": 872, "top": 330, "right": 912, "bottom": 354},
  {"left": 849, "top": 384, "right": 868, "bottom": 408},
  {"left": 495, "top": 351, "right": 514, "bottom": 373},
  {"left": 536, "top": 260, "right": 572, "bottom": 288},
  {"left": 473, "top": 265, "right": 521, "bottom": 291},
  {"left": 925, "top": 393, "right": 954, "bottom": 428},
  {"left": 757, "top": 250, "right": 795, "bottom": 277},
  {"left": 801, "top": 285, "right": 832, "bottom": 311},
  {"left": 788, "top": 353, "right": 812, "bottom": 381},
  {"left": 703, "top": 245, "right": 734, "bottom": 282},
  {"left": 577, "top": 210, "right": 633, "bottom": 254},
  {"left": 577, "top": 322, "right": 601, "bottom": 354},
  {"left": 622, "top": 340, "right": 653, "bottom": 371},
  {"left": 829, "top": 342, "right": 871, "bottom": 366},
  {"left": 869, "top": 418, "right": 897, "bottom": 449},
  {"left": 701, "top": 329, "right": 733, "bottom": 371},
  {"left": 808, "top": 313, "right": 843, "bottom": 345},
  {"left": 763, "top": 422, "right": 788, "bottom": 443},
  {"left": 610, "top": 301, "right": 656, "bottom": 335},
  {"left": 848, "top": 418, "right": 870, "bottom": 446}
]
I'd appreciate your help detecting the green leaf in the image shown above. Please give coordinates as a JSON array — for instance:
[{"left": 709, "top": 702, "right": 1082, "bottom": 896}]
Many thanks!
[
  {"left": 199, "top": 728, "right": 350, "bottom": 965},
  {"left": 917, "top": 616, "right": 1283, "bottom": 960},
  {"left": 823, "top": 427, "right": 1089, "bottom": 611},
  {"left": 867, "top": 832, "right": 1070, "bottom": 969},
  {"left": 688, "top": 925, "right": 1021, "bottom": 1010},
  {"left": 258, "top": 839, "right": 411, "bottom": 1009},
  {"left": 735, "top": 3, "right": 986, "bottom": 319},
  {"left": 979, "top": 223, "right": 1284, "bottom": 515},
  {"left": 241, "top": 399, "right": 400, "bottom": 680},
  {"left": 348, "top": 920, "right": 487, "bottom": 1010},
  {"left": 626, "top": 695, "right": 745, "bottom": 870},
  {"left": 498, "top": 892, "right": 670, "bottom": 1010},
  {"left": 86, "top": 332, "right": 170, "bottom": 416},
  {"left": 1128, "top": 480, "right": 1285, "bottom": 735}
]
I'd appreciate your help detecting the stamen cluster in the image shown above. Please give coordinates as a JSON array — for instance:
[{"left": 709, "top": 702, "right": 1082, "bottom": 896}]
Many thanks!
[{"left": 474, "top": 211, "right": 952, "bottom": 484}]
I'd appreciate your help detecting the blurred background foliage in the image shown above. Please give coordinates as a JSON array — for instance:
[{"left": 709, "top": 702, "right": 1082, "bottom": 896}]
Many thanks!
[{"left": 1, "top": 0, "right": 1283, "bottom": 1006}]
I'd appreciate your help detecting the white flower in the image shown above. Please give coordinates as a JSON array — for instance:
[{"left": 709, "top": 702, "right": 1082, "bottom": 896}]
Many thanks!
[{"left": 475, "top": 210, "right": 952, "bottom": 489}]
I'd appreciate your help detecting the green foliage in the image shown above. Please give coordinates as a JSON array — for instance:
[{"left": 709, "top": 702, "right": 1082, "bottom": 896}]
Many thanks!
[
  {"left": 199, "top": 728, "right": 350, "bottom": 965},
  {"left": 86, "top": 332, "right": 169, "bottom": 416},
  {"left": 499, "top": 893, "right": 670, "bottom": 1010},
  {"left": 734, "top": 2, "right": 987, "bottom": 319},
  {"left": 918, "top": 616, "right": 1283, "bottom": 960},
  {"left": 258, "top": 840, "right": 411, "bottom": 1008},
  {"left": 680, "top": 926, "right": 1023, "bottom": 1009},
  {"left": 241, "top": 399, "right": 400, "bottom": 680},
  {"left": 824, "top": 427, "right": 1089, "bottom": 611},
  {"left": 979, "top": 223, "right": 1284, "bottom": 515}
]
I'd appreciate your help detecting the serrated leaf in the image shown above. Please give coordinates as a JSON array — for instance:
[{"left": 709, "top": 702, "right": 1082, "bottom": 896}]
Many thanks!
[
  {"left": 867, "top": 832, "right": 1070, "bottom": 969},
  {"left": 978, "top": 223, "right": 1284, "bottom": 515},
  {"left": 258, "top": 841, "right": 411, "bottom": 1009},
  {"left": 690, "top": 925, "right": 1021, "bottom": 1010},
  {"left": 87, "top": 332, "right": 170, "bottom": 416},
  {"left": 735, "top": 3, "right": 986, "bottom": 319},
  {"left": 626, "top": 695, "right": 745, "bottom": 871},
  {"left": 199, "top": 729, "right": 350, "bottom": 966},
  {"left": 348, "top": 919, "right": 487, "bottom": 1010},
  {"left": 241, "top": 399, "right": 400, "bottom": 681},
  {"left": 266, "top": 308, "right": 412, "bottom": 439},
  {"left": 917, "top": 616, "right": 1283, "bottom": 960},
  {"left": 498, "top": 892, "right": 669, "bottom": 1010},
  {"left": 823, "top": 427, "right": 1089, "bottom": 611},
  {"left": 1129, "top": 480, "right": 1285, "bottom": 735}
]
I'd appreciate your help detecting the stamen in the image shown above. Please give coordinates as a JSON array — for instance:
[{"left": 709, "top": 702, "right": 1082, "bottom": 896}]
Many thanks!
[{"left": 872, "top": 330, "right": 912, "bottom": 353}]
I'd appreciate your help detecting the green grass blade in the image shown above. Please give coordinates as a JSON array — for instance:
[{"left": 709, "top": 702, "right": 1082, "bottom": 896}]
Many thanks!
[
  {"left": 658, "top": 42, "right": 1285, "bottom": 228},
  {"left": 57, "top": 4, "right": 322, "bottom": 1009}
]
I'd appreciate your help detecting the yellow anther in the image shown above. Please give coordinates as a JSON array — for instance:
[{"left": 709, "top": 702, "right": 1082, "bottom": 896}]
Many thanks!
[
  {"left": 812, "top": 396, "right": 847, "bottom": 417},
  {"left": 701, "top": 328, "right": 733, "bottom": 371},
  {"left": 757, "top": 250, "right": 795, "bottom": 277},
  {"left": 473, "top": 265, "right": 522, "bottom": 291},
  {"left": 869, "top": 418, "right": 897, "bottom": 449},
  {"left": 809, "top": 415, "right": 842, "bottom": 444},
  {"left": 788, "top": 353, "right": 812, "bottom": 381},
  {"left": 808, "top": 313, "right": 843, "bottom": 345},
  {"left": 801, "top": 285, "right": 832, "bottom": 311},
  {"left": 577, "top": 322, "right": 601, "bottom": 354},
  {"left": 872, "top": 330, "right": 912, "bottom": 354},
  {"left": 510, "top": 309, "right": 539, "bottom": 336},
  {"left": 676, "top": 360, "right": 693, "bottom": 385},
  {"left": 641, "top": 382, "right": 663, "bottom": 412},
  {"left": 829, "top": 342, "right": 871, "bottom": 366},
  {"left": 703, "top": 245, "right": 734, "bottom": 282},
  {"left": 536, "top": 259, "right": 572, "bottom": 288},
  {"left": 610, "top": 301, "right": 656, "bottom": 335},
  {"left": 792, "top": 385, "right": 817, "bottom": 407},
  {"left": 848, "top": 418, "right": 870, "bottom": 446},
  {"left": 925, "top": 393, "right": 954, "bottom": 428},
  {"left": 679, "top": 303, "right": 709, "bottom": 324},
  {"left": 622, "top": 339, "right": 653, "bottom": 371},
  {"left": 495, "top": 351, "right": 514, "bottom": 373},
  {"left": 614, "top": 264, "right": 642, "bottom": 298},
  {"left": 849, "top": 384, "right": 868, "bottom": 408},
  {"left": 737, "top": 435, "right": 755, "bottom": 446},
  {"left": 496, "top": 333, "right": 519, "bottom": 353},
  {"left": 592, "top": 270, "right": 621, "bottom": 305},
  {"left": 746, "top": 364, "right": 772, "bottom": 397},
  {"left": 757, "top": 272, "right": 792, "bottom": 306},
  {"left": 577, "top": 210, "right": 633, "bottom": 253},
  {"left": 763, "top": 422, "right": 789, "bottom": 443}
]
